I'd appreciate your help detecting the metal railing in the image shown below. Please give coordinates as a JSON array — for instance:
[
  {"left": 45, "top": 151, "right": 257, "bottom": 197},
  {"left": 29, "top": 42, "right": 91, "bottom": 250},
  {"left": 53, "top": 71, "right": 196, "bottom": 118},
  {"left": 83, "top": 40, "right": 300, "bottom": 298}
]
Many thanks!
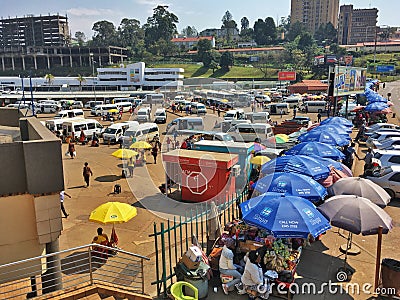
[{"left": 0, "top": 243, "right": 150, "bottom": 299}]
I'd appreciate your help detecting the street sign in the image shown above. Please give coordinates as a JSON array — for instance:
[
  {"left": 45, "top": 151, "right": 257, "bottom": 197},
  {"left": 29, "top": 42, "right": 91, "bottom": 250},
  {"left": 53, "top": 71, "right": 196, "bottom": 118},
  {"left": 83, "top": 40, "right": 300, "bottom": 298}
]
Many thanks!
[
  {"left": 376, "top": 65, "right": 395, "bottom": 73},
  {"left": 278, "top": 71, "right": 296, "bottom": 81}
]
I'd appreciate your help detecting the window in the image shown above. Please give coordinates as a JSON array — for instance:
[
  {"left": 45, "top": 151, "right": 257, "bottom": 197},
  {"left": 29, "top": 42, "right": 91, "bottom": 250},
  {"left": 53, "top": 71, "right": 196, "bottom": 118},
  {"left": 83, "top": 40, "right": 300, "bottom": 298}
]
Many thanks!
[
  {"left": 374, "top": 153, "right": 382, "bottom": 159},
  {"left": 388, "top": 173, "right": 400, "bottom": 182},
  {"left": 389, "top": 156, "right": 400, "bottom": 164},
  {"left": 87, "top": 123, "right": 96, "bottom": 130},
  {"left": 149, "top": 127, "right": 158, "bottom": 133},
  {"left": 238, "top": 127, "right": 256, "bottom": 134}
]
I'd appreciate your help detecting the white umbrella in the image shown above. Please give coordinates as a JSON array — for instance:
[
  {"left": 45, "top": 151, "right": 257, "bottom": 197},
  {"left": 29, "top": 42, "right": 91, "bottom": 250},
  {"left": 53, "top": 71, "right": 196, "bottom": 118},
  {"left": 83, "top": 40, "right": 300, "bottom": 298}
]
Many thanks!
[{"left": 328, "top": 177, "right": 391, "bottom": 207}]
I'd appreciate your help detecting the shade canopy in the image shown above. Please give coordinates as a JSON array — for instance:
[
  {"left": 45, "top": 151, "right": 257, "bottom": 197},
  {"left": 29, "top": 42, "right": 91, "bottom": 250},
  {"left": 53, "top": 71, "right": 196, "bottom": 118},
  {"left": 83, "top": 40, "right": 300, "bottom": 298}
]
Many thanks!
[
  {"left": 317, "top": 195, "right": 393, "bottom": 235},
  {"left": 261, "top": 155, "right": 330, "bottom": 181},
  {"left": 240, "top": 193, "right": 331, "bottom": 238},
  {"left": 250, "top": 156, "right": 271, "bottom": 166},
  {"left": 365, "top": 102, "right": 389, "bottom": 112},
  {"left": 320, "top": 117, "right": 353, "bottom": 128},
  {"left": 298, "top": 130, "right": 349, "bottom": 147},
  {"left": 129, "top": 141, "right": 153, "bottom": 149},
  {"left": 328, "top": 177, "right": 391, "bottom": 207},
  {"left": 89, "top": 202, "right": 137, "bottom": 224},
  {"left": 111, "top": 149, "right": 138, "bottom": 159},
  {"left": 286, "top": 142, "right": 345, "bottom": 161},
  {"left": 254, "top": 172, "right": 327, "bottom": 202}
]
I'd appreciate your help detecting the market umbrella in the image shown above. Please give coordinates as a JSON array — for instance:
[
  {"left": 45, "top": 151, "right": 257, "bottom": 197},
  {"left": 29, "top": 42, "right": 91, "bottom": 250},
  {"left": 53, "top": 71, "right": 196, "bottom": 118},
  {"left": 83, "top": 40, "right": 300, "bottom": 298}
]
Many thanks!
[
  {"left": 261, "top": 155, "right": 330, "bottom": 181},
  {"left": 240, "top": 193, "right": 331, "bottom": 238},
  {"left": 220, "top": 99, "right": 229, "bottom": 103},
  {"left": 351, "top": 106, "right": 365, "bottom": 112},
  {"left": 313, "top": 124, "right": 353, "bottom": 134},
  {"left": 129, "top": 141, "right": 153, "bottom": 149},
  {"left": 254, "top": 172, "right": 327, "bottom": 203},
  {"left": 108, "top": 109, "right": 119, "bottom": 113},
  {"left": 320, "top": 117, "right": 353, "bottom": 128},
  {"left": 317, "top": 195, "right": 392, "bottom": 235},
  {"left": 111, "top": 149, "right": 138, "bottom": 159},
  {"left": 89, "top": 201, "right": 137, "bottom": 225},
  {"left": 250, "top": 156, "right": 271, "bottom": 165},
  {"left": 328, "top": 177, "right": 391, "bottom": 207},
  {"left": 365, "top": 102, "right": 389, "bottom": 113},
  {"left": 253, "top": 142, "right": 266, "bottom": 152},
  {"left": 298, "top": 130, "right": 349, "bottom": 147},
  {"left": 309, "top": 155, "right": 353, "bottom": 177},
  {"left": 286, "top": 142, "right": 345, "bottom": 161},
  {"left": 275, "top": 134, "right": 289, "bottom": 142},
  {"left": 309, "top": 127, "right": 351, "bottom": 141},
  {"left": 318, "top": 167, "right": 350, "bottom": 188}
]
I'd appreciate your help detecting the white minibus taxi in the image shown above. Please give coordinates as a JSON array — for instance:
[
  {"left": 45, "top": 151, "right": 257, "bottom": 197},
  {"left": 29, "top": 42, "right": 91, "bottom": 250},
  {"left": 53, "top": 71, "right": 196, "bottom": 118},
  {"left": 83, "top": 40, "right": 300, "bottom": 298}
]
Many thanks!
[
  {"left": 227, "top": 123, "right": 274, "bottom": 143},
  {"left": 62, "top": 119, "right": 104, "bottom": 138},
  {"left": 55, "top": 109, "right": 84, "bottom": 119},
  {"left": 102, "top": 121, "right": 139, "bottom": 144},
  {"left": 119, "top": 123, "right": 159, "bottom": 145},
  {"left": 166, "top": 117, "right": 204, "bottom": 134}
]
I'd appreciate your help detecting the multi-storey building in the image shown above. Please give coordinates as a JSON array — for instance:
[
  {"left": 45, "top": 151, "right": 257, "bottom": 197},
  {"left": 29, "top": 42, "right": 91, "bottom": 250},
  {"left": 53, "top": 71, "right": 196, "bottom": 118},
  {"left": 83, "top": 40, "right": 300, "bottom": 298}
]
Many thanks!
[
  {"left": 337, "top": 5, "right": 378, "bottom": 45},
  {"left": 290, "top": 0, "right": 339, "bottom": 34}
]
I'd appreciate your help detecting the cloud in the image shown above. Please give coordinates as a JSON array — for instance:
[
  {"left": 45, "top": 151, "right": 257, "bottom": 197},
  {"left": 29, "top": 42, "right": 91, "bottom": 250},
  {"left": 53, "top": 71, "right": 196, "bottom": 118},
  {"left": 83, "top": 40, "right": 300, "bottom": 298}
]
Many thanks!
[
  {"left": 134, "top": 0, "right": 170, "bottom": 6},
  {"left": 67, "top": 8, "right": 115, "bottom": 17}
]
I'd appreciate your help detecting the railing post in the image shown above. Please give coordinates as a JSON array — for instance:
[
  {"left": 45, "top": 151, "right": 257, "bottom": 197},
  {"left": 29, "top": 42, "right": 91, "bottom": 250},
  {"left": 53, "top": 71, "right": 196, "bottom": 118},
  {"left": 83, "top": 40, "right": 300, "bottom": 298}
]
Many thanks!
[
  {"left": 88, "top": 247, "right": 93, "bottom": 285},
  {"left": 153, "top": 222, "right": 161, "bottom": 296},
  {"left": 141, "top": 258, "right": 145, "bottom": 294},
  {"left": 160, "top": 223, "right": 167, "bottom": 298}
]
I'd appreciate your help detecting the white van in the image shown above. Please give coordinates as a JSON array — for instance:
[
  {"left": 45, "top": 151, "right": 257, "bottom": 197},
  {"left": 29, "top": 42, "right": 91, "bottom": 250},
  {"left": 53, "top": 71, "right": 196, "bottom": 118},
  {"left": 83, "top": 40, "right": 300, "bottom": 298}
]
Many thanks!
[
  {"left": 137, "top": 107, "right": 151, "bottom": 122},
  {"left": 282, "top": 96, "right": 302, "bottom": 108},
  {"left": 301, "top": 101, "right": 326, "bottom": 113},
  {"left": 154, "top": 108, "right": 167, "bottom": 124},
  {"left": 62, "top": 119, "right": 104, "bottom": 138},
  {"left": 55, "top": 109, "right": 84, "bottom": 119},
  {"left": 250, "top": 112, "right": 270, "bottom": 123},
  {"left": 39, "top": 103, "right": 61, "bottom": 113},
  {"left": 120, "top": 123, "right": 159, "bottom": 144},
  {"left": 191, "top": 102, "right": 207, "bottom": 115},
  {"left": 167, "top": 117, "right": 204, "bottom": 134},
  {"left": 91, "top": 104, "right": 118, "bottom": 116},
  {"left": 265, "top": 103, "right": 290, "bottom": 115},
  {"left": 102, "top": 121, "right": 139, "bottom": 144},
  {"left": 45, "top": 118, "right": 82, "bottom": 135},
  {"left": 224, "top": 109, "right": 245, "bottom": 121},
  {"left": 227, "top": 123, "right": 274, "bottom": 143},
  {"left": 84, "top": 100, "right": 104, "bottom": 109},
  {"left": 116, "top": 102, "right": 133, "bottom": 113},
  {"left": 71, "top": 101, "right": 84, "bottom": 109}
]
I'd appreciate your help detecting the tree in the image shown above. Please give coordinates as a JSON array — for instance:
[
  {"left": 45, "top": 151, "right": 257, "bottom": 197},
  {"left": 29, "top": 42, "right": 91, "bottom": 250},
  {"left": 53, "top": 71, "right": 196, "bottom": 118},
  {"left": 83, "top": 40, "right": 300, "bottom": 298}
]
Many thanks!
[
  {"left": 253, "top": 19, "right": 267, "bottom": 45},
  {"left": 219, "top": 51, "right": 234, "bottom": 70},
  {"left": 197, "top": 39, "right": 212, "bottom": 61},
  {"left": 286, "top": 21, "right": 308, "bottom": 41},
  {"left": 76, "top": 74, "right": 86, "bottom": 91},
  {"left": 75, "top": 31, "right": 86, "bottom": 46},
  {"left": 182, "top": 26, "right": 198, "bottom": 37},
  {"left": 297, "top": 32, "right": 314, "bottom": 51},
  {"left": 144, "top": 5, "right": 179, "bottom": 50},
  {"left": 91, "top": 20, "right": 117, "bottom": 47},
  {"left": 240, "top": 17, "right": 249, "bottom": 32},
  {"left": 255, "top": 54, "right": 273, "bottom": 78},
  {"left": 264, "top": 17, "right": 277, "bottom": 44},
  {"left": 221, "top": 11, "right": 237, "bottom": 42},
  {"left": 158, "top": 39, "right": 177, "bottom": 59},
  {"left": 118, "top": 18, "right": 144, "bottom": 48},
  {"left": 202, "top": 50, "right": 219, "bottom": 68},
  {"left": 222, "top": 11, "right": 233, "bottom": 25},
  {"left": 314, "top": 22, "right": 337, "bottom": 45}
]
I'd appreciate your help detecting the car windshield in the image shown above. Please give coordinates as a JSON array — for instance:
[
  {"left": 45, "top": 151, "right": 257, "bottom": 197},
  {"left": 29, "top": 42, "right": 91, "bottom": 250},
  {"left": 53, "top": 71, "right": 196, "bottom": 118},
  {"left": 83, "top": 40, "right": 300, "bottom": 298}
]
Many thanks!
[
  {"left": 138, "top": 111, "right": 147, "bottom": 115},
  {"left": 124, "top": 131, "right": 135, "bottom": 137},
  {"left": 253, "top": 115, "right": 265, "bottom": 120},
  {"left": 221, "top": 134, "right": 233, "bottom": 141},
  {"left": 104, "top": 128, "right": 117, "bottom": 134},
  {"left": 155, "top": 112, "right": 165, "bottom": 116},
  {"left": 225, "top": 113, "right": 235, "bottom": 118}
]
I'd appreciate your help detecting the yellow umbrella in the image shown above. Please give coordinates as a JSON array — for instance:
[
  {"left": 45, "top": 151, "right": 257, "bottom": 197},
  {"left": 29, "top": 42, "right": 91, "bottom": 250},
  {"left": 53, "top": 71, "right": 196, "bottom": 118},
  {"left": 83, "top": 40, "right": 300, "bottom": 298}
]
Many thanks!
[
  {"left": 129, "top": 140, "right": 153, "bottom": 149},
  {"left": 275, "top": 134, "right": 289, "bottom": 143},
  {"left": 220, "top": 99, "right": 229, "bottom": 103},
  {"left": 108, "top": 109, "right": 119, "bottom": 113},
  {"left": 250, "top": 156, "right": 271, "bottom": 165},
  {"left": 111, "top": 149, "right": 138, "bottom": 159},
  {"left": 89, "top": 202, "right": 137, "bottom": 225}
]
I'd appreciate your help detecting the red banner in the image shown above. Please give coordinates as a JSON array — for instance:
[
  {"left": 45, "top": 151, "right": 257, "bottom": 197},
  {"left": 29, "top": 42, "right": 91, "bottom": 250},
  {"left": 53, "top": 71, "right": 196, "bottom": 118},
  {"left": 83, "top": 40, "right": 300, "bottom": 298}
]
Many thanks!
[{"left": 278, "top": 71, "right": 296, "bottom": 81}]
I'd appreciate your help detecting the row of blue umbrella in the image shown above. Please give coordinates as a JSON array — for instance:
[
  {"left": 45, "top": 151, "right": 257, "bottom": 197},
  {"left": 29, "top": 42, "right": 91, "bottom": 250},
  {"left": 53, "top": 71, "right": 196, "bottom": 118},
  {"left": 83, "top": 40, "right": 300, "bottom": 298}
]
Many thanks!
[
  {"left": 242, "top": 117, "right": 354, "bottom": 238},
  {"left": 364, "top": 80, "right": 390, "bottom": 112}
]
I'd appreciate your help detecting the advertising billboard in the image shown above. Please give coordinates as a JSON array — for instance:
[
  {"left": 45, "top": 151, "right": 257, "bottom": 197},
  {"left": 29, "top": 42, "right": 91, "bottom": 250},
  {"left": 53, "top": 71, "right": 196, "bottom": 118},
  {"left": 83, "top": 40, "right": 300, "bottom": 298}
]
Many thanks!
[
  {"left": 278, "top": 71, "right": 296, "bottom": 81},
  {"left": 333, "top": 66, "right": 367, "bottom": 97},
  {"left": 376, "top": 65, "right": 395, "bottom": 73}
]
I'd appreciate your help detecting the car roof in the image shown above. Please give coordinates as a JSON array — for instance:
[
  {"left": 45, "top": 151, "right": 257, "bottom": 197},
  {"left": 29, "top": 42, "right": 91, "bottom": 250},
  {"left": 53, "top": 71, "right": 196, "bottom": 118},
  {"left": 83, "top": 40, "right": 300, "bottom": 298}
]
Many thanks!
[{"left": 374, "top": 149, "right": 400, "bottom": 154}]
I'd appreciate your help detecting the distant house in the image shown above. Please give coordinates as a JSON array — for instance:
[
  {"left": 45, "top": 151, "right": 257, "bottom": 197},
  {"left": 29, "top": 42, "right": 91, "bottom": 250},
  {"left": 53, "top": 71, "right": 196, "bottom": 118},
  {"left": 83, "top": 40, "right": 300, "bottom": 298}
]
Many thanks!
[
  {"left": 171, "top": 36, "right": 215, "bottom": 49},
  {"left": 238, "top": 41, "right": 257, "bottom": 48},
  {"left": 199, "top": 28, "right": 240, "bottom": 41},
  {"left": 187, "top": 46, "right": 285, "bottom": 56},
  {"left": 288, "top": 80, "right": 328, "bottom": 94}
]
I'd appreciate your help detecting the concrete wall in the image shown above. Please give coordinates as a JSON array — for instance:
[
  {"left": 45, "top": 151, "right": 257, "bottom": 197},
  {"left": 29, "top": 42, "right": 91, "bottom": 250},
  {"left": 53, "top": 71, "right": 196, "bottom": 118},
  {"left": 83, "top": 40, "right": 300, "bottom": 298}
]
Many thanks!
[
  {"left": 0, "top": 108, "right": 23, "bottom": 127},
  {"left": 0, "top": 142, "right": 26, "bottom": 194}
]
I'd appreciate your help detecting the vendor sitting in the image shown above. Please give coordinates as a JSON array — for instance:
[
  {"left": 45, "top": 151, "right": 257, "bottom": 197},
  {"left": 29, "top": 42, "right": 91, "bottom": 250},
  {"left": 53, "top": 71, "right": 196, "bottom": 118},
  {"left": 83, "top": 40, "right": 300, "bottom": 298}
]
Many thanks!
[
  {"left": 219, "top": 238, "right": 242, "bottom": 295},
  {"left": 92, "top": 227, "right": 111, "bottom": 258},
  {"left": 237, "top": 250, "right": 268, "bottom": 299}
]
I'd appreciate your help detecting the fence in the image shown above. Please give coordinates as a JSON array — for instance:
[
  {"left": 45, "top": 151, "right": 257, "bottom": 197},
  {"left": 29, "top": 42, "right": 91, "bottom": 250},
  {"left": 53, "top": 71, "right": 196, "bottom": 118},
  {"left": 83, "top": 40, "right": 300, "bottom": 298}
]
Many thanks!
[
  {"left": 0, "top": 243, "right": 149, "bottom": 299},
  {"left": 150, "top": 189, "right": 248, "bottom": 298}
]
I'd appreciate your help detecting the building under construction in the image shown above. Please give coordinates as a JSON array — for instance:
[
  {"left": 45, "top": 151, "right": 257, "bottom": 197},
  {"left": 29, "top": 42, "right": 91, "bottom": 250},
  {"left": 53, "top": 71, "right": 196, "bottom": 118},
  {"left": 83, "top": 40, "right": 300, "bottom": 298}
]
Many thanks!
[{"left": 0, "top": 14, "right": 127, "bottom": 71}]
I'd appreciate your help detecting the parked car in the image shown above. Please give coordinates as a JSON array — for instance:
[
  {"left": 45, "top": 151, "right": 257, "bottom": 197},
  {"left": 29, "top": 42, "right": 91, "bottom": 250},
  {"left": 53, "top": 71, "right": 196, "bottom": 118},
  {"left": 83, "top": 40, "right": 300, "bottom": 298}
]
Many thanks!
[
  {"left": 373, "top": 149, "right": 400, "bottom": 167},
  {"left": 366, "top": 165, "right": 400, "bottom": 198},
  {"left": 366, "top": 131, "right": 400, "bottom": 148},
  {"left": 286, "top": 116, "right": 311, "bottom": 125},
  {"left": 373, "top": 137, "right": 400, "bottom": 150},
  {"left": 365, "top": 123, "right": 400, "bottom": 136}
]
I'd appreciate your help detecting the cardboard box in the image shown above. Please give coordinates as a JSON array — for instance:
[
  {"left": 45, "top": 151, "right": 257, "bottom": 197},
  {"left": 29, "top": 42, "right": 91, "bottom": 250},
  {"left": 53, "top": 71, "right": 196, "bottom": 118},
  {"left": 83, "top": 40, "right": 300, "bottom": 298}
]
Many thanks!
[
  {"left": 239, "top": 240, "right": 264, "bottom": 252},
  {"left": 180, "top": 254, "right": 200, "bottom": 270},
  {"left": 186, "top": 246, "right": 202, "bottom": 262}
]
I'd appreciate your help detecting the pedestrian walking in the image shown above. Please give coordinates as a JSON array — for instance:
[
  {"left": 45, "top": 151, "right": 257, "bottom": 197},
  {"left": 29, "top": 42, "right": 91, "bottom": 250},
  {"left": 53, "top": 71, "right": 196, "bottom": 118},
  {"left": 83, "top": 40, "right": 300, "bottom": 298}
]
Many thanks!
[
  {"left": 342, "top": 143, "right": 360, "bottom": 169},
  {"left": 151, "top": 145, "right": 158, "bottom": 164},
  {"left": 317, "top": 113, "right": 322, "bottom": 123},
  {"left": 127, "top": 157, "right": 134, "bottom": 177},
  {"left": 68, "top": 141, "right": 76, "bottom": 159},
  {"left": 293, "top": 107, "right": 297, "bottom": 118},
  {"left": 60, "top": 190, "right": 71, "bottom": 218},
  {"left": 217, "top": 106, "right": 221, "bottom": 117},
  {"left": 280, "top": 108, "right": 284, "bottom": 118},
  {"left": 362, "top": 148, "right": 374, "bottom": 173},
  {"left": 166, "top": 136, "right": 171, "bottom": 152},
  {"left": 83, "top": 162, "right": 93, "bottom": 187}
]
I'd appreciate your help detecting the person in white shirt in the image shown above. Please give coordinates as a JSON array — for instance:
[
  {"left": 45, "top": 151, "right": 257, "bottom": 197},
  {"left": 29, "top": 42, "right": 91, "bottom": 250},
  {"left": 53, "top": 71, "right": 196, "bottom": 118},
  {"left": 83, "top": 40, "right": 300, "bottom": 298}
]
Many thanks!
[
  {"left": 239, "top": 250, "right": 264, "bottom": 298},
  {"left": 59, "top": 190, "right": 71, "bottom": 218},
  {"left": 219, "top": 238, "right": 242, "bottom": 295}
]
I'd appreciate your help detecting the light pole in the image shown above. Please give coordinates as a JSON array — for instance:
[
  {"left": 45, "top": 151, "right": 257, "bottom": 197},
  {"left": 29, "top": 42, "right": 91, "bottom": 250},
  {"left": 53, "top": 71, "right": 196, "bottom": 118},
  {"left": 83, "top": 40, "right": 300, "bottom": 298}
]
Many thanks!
[{"left": 89, "top": 53, "right": 97, "bottom": 101}]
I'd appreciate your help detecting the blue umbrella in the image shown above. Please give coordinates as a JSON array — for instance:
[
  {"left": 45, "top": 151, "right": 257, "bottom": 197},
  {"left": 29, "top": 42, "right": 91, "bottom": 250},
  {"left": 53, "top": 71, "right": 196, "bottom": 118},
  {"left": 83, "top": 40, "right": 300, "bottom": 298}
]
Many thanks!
[
  {"left": 261, "top": 155, "right": 330, "bottom": 181},
  {"left": 298, "top": 130, "right": 349, "bottom": 147},
  {"left": 254, "top": 172, "right": 327, "bottom": 202},
  {"left": 313, "top": 124, "right": 352, "bottom": 134},
  {"left": 310, "top": 127, "right": 351, "bottom": 141},
  {"left": 286, "top": 142, "right": 345, "bottom": 160},
  {"left": 309, "top": 155, "right": 344, "bottom": 170},
  {"left": 240, "top": 193, "right": 332, "bottom": 238},
  {"left": 365, "top": 102, "right": 389, "bottom": 112},
  {"left": 320, "top": 117, "right": 353, "bottom": 128}
]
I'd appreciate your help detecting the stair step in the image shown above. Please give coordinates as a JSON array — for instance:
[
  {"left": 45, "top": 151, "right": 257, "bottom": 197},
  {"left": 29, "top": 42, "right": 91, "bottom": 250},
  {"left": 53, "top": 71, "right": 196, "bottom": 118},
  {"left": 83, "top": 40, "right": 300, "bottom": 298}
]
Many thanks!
[{"left": 84, "top": 294, "right": 102, "bottom": 300}]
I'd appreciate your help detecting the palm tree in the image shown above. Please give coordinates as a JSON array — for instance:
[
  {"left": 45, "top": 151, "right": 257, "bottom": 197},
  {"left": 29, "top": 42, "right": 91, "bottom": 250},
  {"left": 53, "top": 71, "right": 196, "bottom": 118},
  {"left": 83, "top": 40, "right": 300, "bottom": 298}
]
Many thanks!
[
  {"left": 76, "top": 74, "right": 86, "bottom": 91},
  {"left": 44, "top": 73, "right": 54, "bottom": 85}
]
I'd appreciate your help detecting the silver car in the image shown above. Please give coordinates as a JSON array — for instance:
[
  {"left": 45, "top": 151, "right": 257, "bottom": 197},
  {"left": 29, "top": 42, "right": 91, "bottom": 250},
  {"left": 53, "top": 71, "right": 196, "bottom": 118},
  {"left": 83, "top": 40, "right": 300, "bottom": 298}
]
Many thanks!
[{"left": 366, "top": 165, "right": 400, "bottom": 199}]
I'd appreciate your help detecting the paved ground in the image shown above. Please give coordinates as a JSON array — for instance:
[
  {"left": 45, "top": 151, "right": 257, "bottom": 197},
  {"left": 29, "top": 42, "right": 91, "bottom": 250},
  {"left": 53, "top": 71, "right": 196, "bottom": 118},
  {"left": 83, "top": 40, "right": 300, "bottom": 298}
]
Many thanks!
[{"left": 35, "top": 93, "right": 400, "bottom": 300}]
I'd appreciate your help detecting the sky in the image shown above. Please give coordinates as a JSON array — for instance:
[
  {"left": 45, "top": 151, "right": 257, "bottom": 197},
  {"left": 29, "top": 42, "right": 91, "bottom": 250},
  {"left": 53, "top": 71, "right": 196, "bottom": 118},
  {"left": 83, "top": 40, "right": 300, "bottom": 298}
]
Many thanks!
[{"left": 1, "top": 0, "right": 398, "bottom": 39}]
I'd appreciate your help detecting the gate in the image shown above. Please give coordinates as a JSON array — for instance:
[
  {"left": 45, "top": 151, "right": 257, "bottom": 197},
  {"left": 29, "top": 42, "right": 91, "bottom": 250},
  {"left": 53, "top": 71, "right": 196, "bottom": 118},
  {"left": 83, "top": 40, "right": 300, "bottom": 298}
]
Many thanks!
[{"left": 150, "top": 189, "right": 248, "bottom": 298}]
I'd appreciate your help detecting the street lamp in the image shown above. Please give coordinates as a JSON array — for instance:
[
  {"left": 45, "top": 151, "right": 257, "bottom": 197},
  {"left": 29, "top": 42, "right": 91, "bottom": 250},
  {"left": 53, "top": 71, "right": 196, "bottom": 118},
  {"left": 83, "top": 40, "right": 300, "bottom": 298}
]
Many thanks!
[{"left": 89, "top": 53, "right": 97, "bottom": 101}]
